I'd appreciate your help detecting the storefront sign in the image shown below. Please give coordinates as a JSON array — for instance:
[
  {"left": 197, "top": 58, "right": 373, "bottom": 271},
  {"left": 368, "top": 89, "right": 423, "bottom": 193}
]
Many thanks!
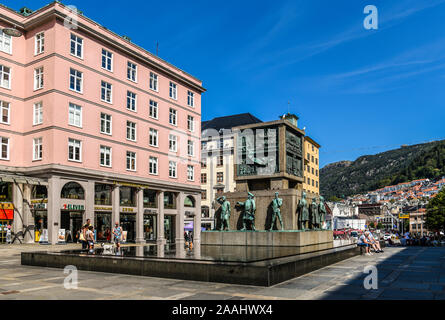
[
  {"left": 114, "top": 181, "right": 148, "bottom": 189},
  {"left": 399, "top": 214, "right": 410, "bottom": 219},
  {"left": 31, "top": 203, "right": 47, "bottom": 210},
  {"left": 58, "top": 229, "right": 66, "bottom": 243},
  {"left": 0, "top": 203, "right": 14, "bottom": 210},
  {"left": 39, "top": 229, "right": 48, "bottom": 243},
  {"left": 94, "top": 206, "right": 112, "bottom": 211},
  {"left": 31, "top": 199, "right": 48, "bottom": 204},
  {"left": 121, "top": 231, "right": 127, "bottom": 243},
  {"left": 144, "top": 209, "right": 158, "bottom": 214},
  {"left": 61, "top": 204, "right": 85, "bottom": 211},
  {"left": 0, "top": 209, "right": 13, "bottom": 220},
  {"left": 121, "top": 207, "right": 134, "bottom": 213}
]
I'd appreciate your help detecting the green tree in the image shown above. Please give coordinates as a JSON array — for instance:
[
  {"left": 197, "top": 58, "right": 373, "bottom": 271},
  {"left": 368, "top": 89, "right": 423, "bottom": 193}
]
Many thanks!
[
  {"left": 369, "top": 222, "right": 375, "bottom": 229},
  {"left": 328, "top": 196, "right": 342, "bottom": 202},
  {"left": 377, "top": 222, "right": 384, "bottom": 229},
  {"left": 425, "top": 188, "right": 445, "bottom": 232}
]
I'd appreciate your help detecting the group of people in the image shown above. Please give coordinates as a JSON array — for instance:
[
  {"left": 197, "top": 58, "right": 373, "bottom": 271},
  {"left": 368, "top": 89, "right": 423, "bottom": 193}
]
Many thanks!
[
  {"left": 77, "top": 219, "right": 123, "bottom": 253},
  {"left": 357, "top": 230, "right": 384, "bottom": 255},
  {"left": 389, "top": 232, "right": 445, "bottom": 247}
]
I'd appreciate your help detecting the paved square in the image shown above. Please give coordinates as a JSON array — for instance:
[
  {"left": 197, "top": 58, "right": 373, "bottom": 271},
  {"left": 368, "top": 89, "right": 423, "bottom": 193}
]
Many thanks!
[{"left": 0, "top": 244, "right": 444, "bottom": 300}]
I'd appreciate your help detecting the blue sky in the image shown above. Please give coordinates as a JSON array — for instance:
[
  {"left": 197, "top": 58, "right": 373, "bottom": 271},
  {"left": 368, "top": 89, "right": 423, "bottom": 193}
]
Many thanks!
[{"left": 4, "top": 0, "right": 445, "bottom": 167}]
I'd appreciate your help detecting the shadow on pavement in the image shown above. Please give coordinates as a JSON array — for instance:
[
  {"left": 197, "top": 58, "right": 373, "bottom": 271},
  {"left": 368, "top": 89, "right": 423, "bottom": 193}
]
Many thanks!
[{"left": 318, "top": 246, "right": 445, "bottom": 300}]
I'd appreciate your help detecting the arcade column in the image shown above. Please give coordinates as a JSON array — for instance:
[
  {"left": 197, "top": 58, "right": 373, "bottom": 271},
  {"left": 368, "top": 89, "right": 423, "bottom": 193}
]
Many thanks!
[
  {"left": 47, "top": 176, "right": 61, "bottom": 244},
  {"left": 175, "top": 192, "right": 185, "bottom": 246},
  {"left": 194, "top": 193, "right": 202, "bottom": 245},
  {"left": 136, "top": 188, "right": 144, "bottom": 243},
  {"left": 156, "top": 191, "right": 165, "bottom": 245}
]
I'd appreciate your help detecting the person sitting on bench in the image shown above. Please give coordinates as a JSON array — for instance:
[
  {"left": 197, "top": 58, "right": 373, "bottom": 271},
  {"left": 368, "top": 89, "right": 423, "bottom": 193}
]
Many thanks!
[
  {"left": 367, "top": 231, "right": 384, "bottom": 253},
  {"left": 357, "top": 231, "right": 372, "bottom": 256}
]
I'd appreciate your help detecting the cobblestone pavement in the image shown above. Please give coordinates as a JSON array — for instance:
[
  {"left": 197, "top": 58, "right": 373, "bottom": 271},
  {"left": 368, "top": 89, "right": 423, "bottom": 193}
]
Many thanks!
[{"left": 0, "top": 244, "right": 444, "bottom": 300}]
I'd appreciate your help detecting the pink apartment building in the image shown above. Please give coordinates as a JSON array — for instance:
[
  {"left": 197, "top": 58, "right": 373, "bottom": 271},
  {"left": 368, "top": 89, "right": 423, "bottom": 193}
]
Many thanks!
[{"left": 0, "top": 3, "right": 205, "bottom": 245}]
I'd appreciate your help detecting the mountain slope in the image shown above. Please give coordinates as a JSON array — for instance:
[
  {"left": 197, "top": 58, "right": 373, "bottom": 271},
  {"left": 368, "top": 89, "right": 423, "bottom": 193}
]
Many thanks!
[{"left": 320, "top": 140, "right": 445, "bottom": 198}]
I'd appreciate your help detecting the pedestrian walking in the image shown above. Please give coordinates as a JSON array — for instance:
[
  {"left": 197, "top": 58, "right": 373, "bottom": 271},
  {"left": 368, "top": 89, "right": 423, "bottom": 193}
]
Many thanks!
[{"left": 112, "top": 222, "right": 122, "bottom": 250}]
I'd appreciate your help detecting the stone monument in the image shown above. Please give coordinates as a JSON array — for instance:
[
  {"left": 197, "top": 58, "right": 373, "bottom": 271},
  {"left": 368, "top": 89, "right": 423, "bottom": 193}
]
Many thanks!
[{"left": 202, "top": 114, "right": 332, "bottom": 247}]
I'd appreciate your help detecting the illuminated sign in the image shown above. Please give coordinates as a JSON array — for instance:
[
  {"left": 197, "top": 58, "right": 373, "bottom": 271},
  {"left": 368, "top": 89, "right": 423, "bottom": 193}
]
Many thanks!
[
  {"left": 121, "top": 207, "right": 134, "bottom": 213},
  {"left": 61, "top": 204, "right": 85, "bottom": 211},
  {"left": 399, "top": 214, "right": 410, "bottom": 219},
  {"left": 0, "top": 203, "right": 14, "bottom": 210},
  {"left": 31, "top": 203, "right": 47, "bottom": 210},
  {"left": 94, "top": 206, "right": 112, "bottom": 211}
]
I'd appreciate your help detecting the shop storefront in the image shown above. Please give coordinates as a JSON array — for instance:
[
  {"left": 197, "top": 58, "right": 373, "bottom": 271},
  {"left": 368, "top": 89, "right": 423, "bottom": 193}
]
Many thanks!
[
  {"left": 95, "top": 183, "right": 113, "bottom": 242},
  {"left": 31, "top": 185, "right": 48, "bottom": 242},
  {"left": 144, "top": 212, "right": 157, "bottom": 241},
  {"left": 95, "top": 210, "right": 112, "bottom": 242},
  {"left": 164, "top": 215, "right": 175, "bottom": 244},
  {"left": 120, "top": 210, "right": 136, "bottom": 242},
  {"left": 0, "top": 183, "right": 13, "bottom": 244},
  {"left": 60, "top": 207, "right": 84, "bottom": 243},
  {"left": 60, "top": 182, "right": 85, "bottom": 243}
]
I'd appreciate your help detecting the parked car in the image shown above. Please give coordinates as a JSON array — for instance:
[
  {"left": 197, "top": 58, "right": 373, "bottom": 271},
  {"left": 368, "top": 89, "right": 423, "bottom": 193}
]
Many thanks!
[{"left": 383, "top": 234, "right": 392, "bottom": 240}]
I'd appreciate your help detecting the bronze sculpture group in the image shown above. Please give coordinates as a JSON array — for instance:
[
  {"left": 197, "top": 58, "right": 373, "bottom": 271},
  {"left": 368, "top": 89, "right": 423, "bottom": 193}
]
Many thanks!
[
  {"left": 298, "top": 192, "right": 327, "bottom": 230},
  {"left": 213, "top": 191, "right": 326, "bottom": 232}
]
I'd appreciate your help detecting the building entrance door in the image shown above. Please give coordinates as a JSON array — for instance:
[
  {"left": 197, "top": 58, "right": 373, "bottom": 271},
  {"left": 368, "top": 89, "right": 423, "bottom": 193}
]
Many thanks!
[
  {"left": 164, "top": 215, "right": 176, "bottom": 244},
  {"left": 61, "top": 211, "right": 83, "bottom": 243},
  {"left": 120, "top": 214, "right": 136, "bottom": 242}
]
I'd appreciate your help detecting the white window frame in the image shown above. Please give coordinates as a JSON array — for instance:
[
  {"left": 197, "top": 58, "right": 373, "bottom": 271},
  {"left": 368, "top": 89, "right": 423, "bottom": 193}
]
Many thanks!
[
  {"left": 0, "top": 30, "right": 12, "bottom": 54},
  {"left": 187, "top": 140, "right": 194, "bottom": 157},
  {"left": 68, "top": 103, "right": 82, "bottom": 128},
  {"left": 0, "top": 101, "right": 10, "bottom": 125},
  {"left": 126, "top": 91, "right": 137, "bottom": 112},
  {"left": 169, "top": 82, "right": 177, "bottom": 100},
  {"left": 68, "top": 138, "right": 82, "bottom": 162},
  {"left": 187, "top": 91, "right": 194, "bottom": 107},
  {"left": 33, "top": 137, "right": 43, "bottom": 161},
  {"left": 169, "top": 108, "right": 177, "bottom": 126},
  {"left": 34, "top": 67, "right": 44, "bottom": 91},
  {"left": 187, "top": 165, "right": 194, "bottom": 181},
  {"left": 0, "top": 65, "right": 11, "bottom": 89},
  {"left": 70, "top": 33, "right": 83, "bottom": 59},
  {"left": 101, "top": 81, "right": 113, "bottom": 104},
  {"left": 33, "top": 102, "right": 43, "bottom": 125},
  {"left": 187, "top": 115, "right": 194, "bottom": 132},
  {"left": 126, "top": 151, "right": 136, "bottom": 171},
  {"left": 101, "top": 49, "right": 113, "bottom": 72},
  {"left": 149, "top": 100, "right": 158, "bottom": 119},
  {"left": 69, "top": 68, "right": 83, "bottom": 93},
  {"left": 149, "top": 72, "right": 158, "bottom": 91},
  {"left": 0, "top": 137, "right": 9, "bottom": 160},
  {"left": 169, "top": 161, "right": 177, "bottom": 178},
  {"left": 126, "top": 121, "right": 137, "bottom": 142},
  {"left": 149, "top": 128, "right": 158, "bottom": 147},
  {"left": 100, "top": 145, "right": 112, "bottom": 167},
  {"left": 149, "top": 156, "right": 158, "bottom": 175},
  {"left": 127, "top": 61, "right": 137, "bottom": 82},
  {"left": 100, "top": 113, "right": 112, "bottom": 135},
  {"left": 169, "top": 134, "right": 177, "bottom": 152},
  {"left": 35, "top": 32, "right": 44, "bottom": 55}
]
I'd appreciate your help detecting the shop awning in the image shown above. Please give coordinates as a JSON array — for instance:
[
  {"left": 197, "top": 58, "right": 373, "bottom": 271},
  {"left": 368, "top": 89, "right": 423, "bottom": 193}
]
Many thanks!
[{"left": 0, "top": 173, "right": 48, "bottom": 186}]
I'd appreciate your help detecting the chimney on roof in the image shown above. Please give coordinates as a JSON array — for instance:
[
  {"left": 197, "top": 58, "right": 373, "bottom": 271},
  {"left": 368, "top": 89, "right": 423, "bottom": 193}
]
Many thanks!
[{"left": 19, "top": 7, "right": 33, "bottom": 16}]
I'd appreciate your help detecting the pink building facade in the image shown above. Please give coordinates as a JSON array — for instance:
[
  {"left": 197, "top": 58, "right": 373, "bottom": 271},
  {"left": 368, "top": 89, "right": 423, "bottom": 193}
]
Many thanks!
[{"left": 0, "top": 3, "right": 204, "bottom": 245}]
